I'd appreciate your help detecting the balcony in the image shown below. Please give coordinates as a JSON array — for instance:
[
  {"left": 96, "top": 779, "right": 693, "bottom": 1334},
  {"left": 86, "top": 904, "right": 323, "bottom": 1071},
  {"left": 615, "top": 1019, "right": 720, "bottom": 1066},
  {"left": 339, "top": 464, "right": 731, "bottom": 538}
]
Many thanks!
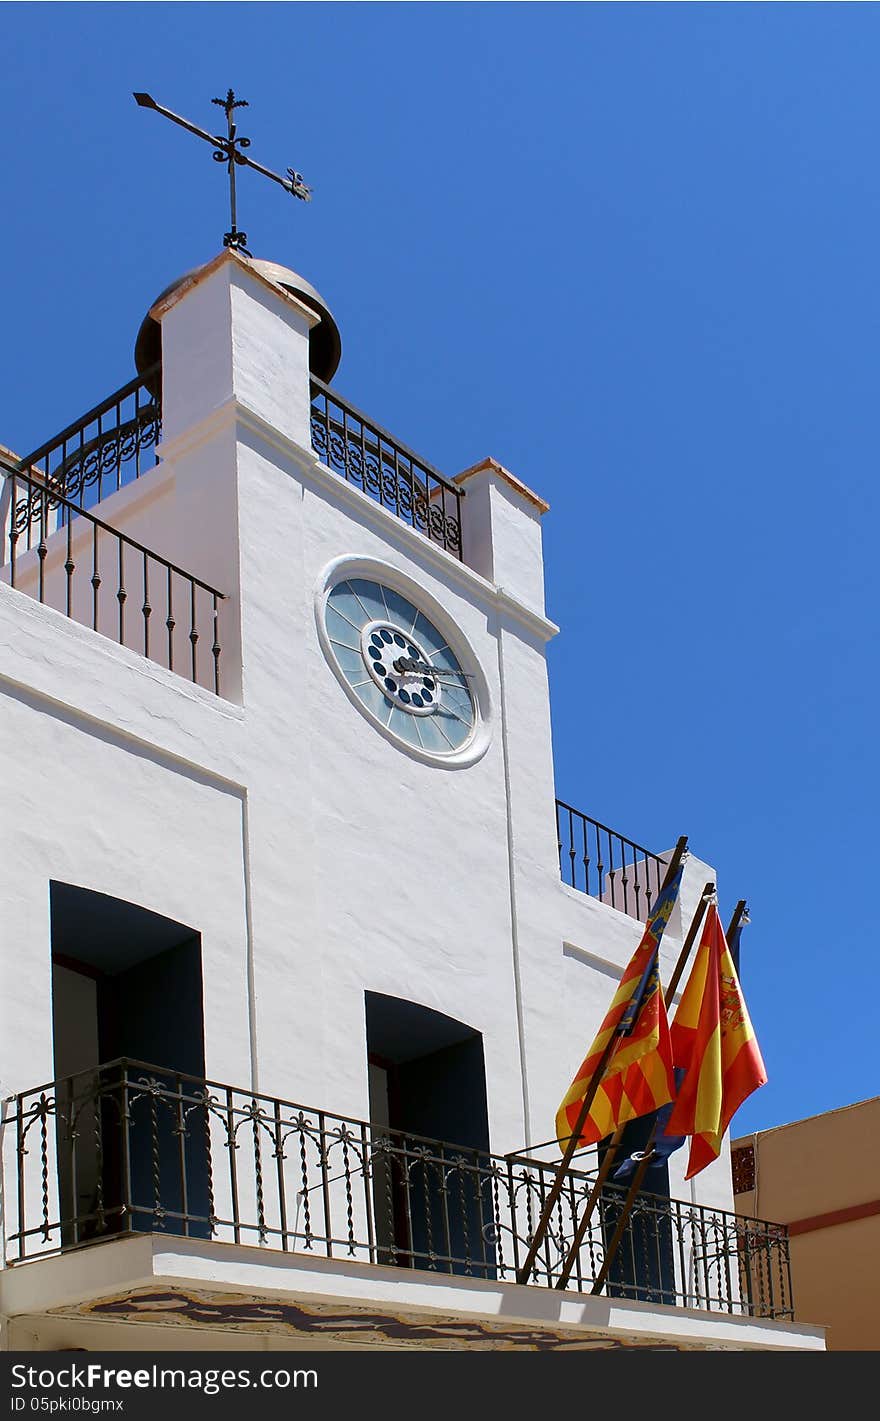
[
  {"left": 556, "top": 799, "right": 667, "bottom": 921},
  {"left": 5, "top": 1060, "right": 793, "bottom": 1325},
  {"left": 0, "top": 368, "right": 226, "bottom": 695},
  {"left": 0, "top": 367, "right": 465, "bottom": 704},
  {"left": 309, "top": 377, "right": 465, "bottom": 560},
  {"left": 6, "top": 368, "right": 467, "bottom": 566},
  {"left": 1, "top": 454, "right": 225, "bottom": 696},
  {"left": 8, "top": 366, "right": 163, "bottom": 514}
]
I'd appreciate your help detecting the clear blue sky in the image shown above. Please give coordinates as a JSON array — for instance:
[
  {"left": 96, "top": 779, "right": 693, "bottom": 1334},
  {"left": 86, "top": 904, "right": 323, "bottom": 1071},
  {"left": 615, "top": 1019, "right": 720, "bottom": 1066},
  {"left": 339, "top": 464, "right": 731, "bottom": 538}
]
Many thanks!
[{"left": 3, "top": 3, "right": 877, "bottom": 1137}]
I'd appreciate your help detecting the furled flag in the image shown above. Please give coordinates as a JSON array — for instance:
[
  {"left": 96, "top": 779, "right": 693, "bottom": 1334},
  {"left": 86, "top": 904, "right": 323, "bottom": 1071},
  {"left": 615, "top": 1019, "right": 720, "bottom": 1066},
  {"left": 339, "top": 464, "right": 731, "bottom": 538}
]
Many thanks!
[
  {"left": 665, "top": 902, "right": 767, "bottom": 1179},
  {"left": 555, "top": 865, "right": 683, "bottom": 1152},
  {"left": 728, "top": 909, "right": 747, "bottom": 975}
]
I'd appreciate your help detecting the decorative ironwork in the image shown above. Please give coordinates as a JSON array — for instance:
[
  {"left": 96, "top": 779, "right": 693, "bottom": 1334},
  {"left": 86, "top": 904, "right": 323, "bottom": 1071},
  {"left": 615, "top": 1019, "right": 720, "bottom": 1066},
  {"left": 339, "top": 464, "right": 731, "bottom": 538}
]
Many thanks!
[
  {"left": 732, "top": 1143, "right": 756, "bottom": 1194},
  {"left": 134, "top": 89, "right": 311, "bottom": 256},
  {"left": 556, "top": 799, "right": 666, "bottom": 921},
  {"left": 4, "top": 1059, "right": 794, "bottom": 1321},
  {"left": 1, "top": 458, "right": 225, "bottom": 695},
  {"left": 310, "top": 379, "right": 464, "bottom": 559},
  {"left": 14, "top": 368, "right": 162, "bottom": 521}
]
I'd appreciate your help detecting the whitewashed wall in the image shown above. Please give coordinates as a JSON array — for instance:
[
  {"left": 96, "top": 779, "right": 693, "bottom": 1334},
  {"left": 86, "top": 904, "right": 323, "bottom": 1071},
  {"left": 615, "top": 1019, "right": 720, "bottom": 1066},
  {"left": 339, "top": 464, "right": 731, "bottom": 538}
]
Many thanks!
[{"left": 0, "top": 252, "right": 734, "bottom": 1244}]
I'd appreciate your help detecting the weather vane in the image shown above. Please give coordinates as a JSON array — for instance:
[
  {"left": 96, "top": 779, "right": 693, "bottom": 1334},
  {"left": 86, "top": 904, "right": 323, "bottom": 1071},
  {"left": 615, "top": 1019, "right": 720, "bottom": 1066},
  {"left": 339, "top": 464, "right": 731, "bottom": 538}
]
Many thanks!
[{"left": 134, "top": 89, "right": 311, "bottom": 256}]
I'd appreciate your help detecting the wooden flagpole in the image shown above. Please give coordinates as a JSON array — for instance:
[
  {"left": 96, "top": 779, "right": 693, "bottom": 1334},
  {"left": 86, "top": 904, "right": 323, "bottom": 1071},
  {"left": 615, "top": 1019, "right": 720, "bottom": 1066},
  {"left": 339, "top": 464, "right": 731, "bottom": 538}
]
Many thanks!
[
  {"left": 666, "top": 882, "right": 716, "bottom": 1000},
  {"left": 514, "top": 836, "right": 688, "bottom": 1287},
  {"left": 588, "top": 896, "right": 748, "bottom": 1297},
  {"left": 726, "top": 899, "right": 748, "bottom": 948},
  {"left": 553, "top": 880, "right": 714, "bottom": 1291}
]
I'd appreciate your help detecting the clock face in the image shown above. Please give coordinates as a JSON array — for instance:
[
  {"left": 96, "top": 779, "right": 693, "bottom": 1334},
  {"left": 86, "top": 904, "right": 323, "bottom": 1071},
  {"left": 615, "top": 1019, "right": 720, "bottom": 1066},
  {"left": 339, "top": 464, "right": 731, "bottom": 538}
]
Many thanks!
[{"left": 323, "top": 577, "right": 476, "bottom": 755}]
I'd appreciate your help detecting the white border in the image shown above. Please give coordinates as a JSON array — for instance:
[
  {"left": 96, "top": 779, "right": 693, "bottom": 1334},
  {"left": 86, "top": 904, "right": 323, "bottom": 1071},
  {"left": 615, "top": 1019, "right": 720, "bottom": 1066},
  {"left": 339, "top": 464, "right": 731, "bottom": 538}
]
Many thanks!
[{"left": 314, "top": 556, "right": 493, "bottom": 770}]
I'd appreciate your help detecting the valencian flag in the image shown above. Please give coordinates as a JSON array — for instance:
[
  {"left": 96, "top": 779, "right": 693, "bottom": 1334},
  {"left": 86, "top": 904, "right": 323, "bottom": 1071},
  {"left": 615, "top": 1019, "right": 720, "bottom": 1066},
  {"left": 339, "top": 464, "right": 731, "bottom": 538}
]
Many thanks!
[
  {"left": 666, "top": 902, "right": 767, "bottom": 1179},
  {"left": 555, "top": 865, "right": 683, "bottom": 1151}
]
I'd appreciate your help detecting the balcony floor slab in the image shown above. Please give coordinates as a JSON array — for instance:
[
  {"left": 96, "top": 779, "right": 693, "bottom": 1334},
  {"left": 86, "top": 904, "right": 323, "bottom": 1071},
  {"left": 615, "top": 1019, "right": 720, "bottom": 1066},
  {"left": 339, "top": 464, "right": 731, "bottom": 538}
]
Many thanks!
[{"left": 0, "top": 1234, "right": 825, "bottom": 1352}]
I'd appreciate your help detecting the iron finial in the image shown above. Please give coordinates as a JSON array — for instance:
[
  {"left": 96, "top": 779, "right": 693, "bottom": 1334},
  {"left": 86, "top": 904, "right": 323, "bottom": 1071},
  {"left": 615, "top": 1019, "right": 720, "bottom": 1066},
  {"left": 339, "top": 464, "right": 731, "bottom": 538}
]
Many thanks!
[{"left": 132, "top": 88, "right": 311, "bottom": 256}]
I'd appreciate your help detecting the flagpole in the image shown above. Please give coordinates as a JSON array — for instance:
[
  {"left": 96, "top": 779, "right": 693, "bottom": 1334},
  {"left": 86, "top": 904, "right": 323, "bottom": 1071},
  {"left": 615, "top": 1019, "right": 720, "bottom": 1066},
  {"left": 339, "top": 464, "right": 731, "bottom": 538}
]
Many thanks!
[
  {"left": 588, "top": 1142, "right": 656, "bottom": 1294},
  {"left": 665, "top": 881, "right": 716, "bottom": 1000},
  {"left": 726, "top": 899, "right": 747, "bottom": 943},
  {"left": 552, "top": 880, "right": 714, "bottom": 1291},
  {"left": 514, "top": 836, "right": 688, "bottom": 1288},
  {"left": 588, "top": 898, "right": 744, "bottom": 1298}
]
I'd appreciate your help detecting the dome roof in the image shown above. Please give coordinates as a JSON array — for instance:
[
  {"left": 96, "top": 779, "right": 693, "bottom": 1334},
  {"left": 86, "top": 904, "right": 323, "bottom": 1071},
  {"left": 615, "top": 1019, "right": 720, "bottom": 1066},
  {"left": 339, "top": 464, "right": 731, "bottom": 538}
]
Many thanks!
[{"left": 134, "top": 255, "right": 342, "bottom": 391}]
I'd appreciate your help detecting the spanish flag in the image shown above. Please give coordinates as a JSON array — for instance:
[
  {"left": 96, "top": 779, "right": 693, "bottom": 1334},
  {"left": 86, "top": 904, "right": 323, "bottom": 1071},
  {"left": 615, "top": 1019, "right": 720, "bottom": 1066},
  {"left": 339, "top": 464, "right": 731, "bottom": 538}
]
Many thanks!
[
  {"left": 555, "top": 867, "right": 682, "bottom": 1151},
  {"left": 666, "top": 903, "right": 767, "bottom": 1179}
]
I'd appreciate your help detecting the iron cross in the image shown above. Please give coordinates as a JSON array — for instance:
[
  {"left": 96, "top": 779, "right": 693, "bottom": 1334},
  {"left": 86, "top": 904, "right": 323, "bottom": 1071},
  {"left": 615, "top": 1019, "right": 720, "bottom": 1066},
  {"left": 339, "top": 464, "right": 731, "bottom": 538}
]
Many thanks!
[{"left": 134, "top": 89, "right": 311, "bottom": 256}]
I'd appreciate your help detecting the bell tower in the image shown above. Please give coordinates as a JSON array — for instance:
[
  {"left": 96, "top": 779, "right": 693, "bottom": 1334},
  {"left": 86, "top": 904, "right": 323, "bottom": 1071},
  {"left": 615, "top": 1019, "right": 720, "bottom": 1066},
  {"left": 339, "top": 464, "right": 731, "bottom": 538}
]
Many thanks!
[{"left": 136, "top": 231, "right": 560, "bottom": 1152}]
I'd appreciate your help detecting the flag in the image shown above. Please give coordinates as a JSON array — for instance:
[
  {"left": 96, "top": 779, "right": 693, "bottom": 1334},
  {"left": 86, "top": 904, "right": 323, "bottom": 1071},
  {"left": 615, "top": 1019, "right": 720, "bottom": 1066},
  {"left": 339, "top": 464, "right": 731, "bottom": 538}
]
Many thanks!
[
  {"left": 665, "top": 902, "right": 766, "bottom": 1179},
  {"left": 612, "top": 1078, "right": 686, "bottom": 1181},
  {"left": 555, "top": 865, "right": 683, "bottom": 1152},
  {"left": 728, "top": 910, "right": 746, "bottom": 975}
]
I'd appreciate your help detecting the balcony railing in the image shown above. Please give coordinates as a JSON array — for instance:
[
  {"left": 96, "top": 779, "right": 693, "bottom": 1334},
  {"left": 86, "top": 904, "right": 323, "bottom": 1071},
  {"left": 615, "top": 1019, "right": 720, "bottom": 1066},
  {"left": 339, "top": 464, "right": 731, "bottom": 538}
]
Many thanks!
[
  {"left": 14, "top": 366, "right": 162, "bottom": 516},
  {"left": 1, "top": 458, "right": 225, "bottom": 695},
  {"left": 556, "top": 799, "right": 666, "bottom": 921},
  {"left": 310, "top": 378, "right": 464, "bottom": 560},
  {"left": 5, "top": 1060, "right": 793, "bottom": 1320}
]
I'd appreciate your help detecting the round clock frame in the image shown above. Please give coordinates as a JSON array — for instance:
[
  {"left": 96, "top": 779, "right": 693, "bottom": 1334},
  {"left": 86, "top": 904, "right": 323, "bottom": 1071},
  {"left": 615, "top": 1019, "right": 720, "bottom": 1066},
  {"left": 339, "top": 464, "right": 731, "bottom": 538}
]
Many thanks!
[{"left": 315, "top": 559, "right": 492, "bottom": 768}]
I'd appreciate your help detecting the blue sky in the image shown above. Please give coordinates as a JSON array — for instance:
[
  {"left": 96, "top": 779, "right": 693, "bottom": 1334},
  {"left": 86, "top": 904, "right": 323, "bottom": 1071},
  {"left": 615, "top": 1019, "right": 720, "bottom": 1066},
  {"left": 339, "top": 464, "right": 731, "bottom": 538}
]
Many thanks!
[{"left": 3, "top": 3, "right": 878, "bottom": 1137}]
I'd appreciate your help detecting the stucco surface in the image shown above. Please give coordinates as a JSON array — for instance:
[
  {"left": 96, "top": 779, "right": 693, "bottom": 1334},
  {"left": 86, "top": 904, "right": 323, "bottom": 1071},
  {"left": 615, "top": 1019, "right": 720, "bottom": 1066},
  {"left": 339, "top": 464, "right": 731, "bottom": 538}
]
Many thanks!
[
  {"left": 0, "top": 252, "right": 796, "bottom": 1346},
  {"left": 734, "top": 1098, "right": 880, "bottom": 1348}
]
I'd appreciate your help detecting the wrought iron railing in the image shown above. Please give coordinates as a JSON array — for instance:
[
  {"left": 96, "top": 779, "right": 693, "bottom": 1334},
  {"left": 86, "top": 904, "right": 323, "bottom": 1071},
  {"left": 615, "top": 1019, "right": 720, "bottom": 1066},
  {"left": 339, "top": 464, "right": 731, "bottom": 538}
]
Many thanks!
[
  {"left": 310, "top": 378, "right": 464, "bottom": 559},
  {"left": 0, "top": 459, "right": 225, "bottom": 695},
  {"left": 4, "top": 1060, "right": 793, "bottom": 1320},
  {"left": 14, "top": 367, "right": 162, "bottom": 515},
  {"left": 556, "top": 800, "right": 666, "bottom": 921}
]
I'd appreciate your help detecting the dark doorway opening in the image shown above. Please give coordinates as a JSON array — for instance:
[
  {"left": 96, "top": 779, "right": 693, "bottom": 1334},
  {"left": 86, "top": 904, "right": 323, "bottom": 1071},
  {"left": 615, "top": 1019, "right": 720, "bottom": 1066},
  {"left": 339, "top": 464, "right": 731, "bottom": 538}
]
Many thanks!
[
  {"left": 50, "top": 883, "right": 209, "bottom": 1243},
  {"left": 365, "top": 992, "right": 492, "bottom": 1278}
]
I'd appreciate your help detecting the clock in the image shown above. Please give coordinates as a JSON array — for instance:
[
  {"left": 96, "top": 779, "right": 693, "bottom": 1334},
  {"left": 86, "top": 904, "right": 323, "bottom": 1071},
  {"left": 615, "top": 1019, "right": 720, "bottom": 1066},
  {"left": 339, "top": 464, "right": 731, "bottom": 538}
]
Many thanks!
[{"left": 321, "top": 574, "right": 479, "bottom": 758}]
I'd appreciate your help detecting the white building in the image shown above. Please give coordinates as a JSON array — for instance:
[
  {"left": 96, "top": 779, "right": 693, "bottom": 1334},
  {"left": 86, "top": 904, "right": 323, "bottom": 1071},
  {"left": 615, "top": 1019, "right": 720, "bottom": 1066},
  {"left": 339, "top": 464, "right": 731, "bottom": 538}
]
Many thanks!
[{"left": 0, "top": 248, "right": 822, "bottom": 1351}]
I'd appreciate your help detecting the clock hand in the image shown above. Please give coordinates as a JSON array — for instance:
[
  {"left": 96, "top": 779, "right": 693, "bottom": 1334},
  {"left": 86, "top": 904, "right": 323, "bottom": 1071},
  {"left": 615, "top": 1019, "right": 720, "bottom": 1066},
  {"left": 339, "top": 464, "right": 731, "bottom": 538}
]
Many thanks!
[{"left": 392, "top": 657, "right": 473, "bottom": 680}]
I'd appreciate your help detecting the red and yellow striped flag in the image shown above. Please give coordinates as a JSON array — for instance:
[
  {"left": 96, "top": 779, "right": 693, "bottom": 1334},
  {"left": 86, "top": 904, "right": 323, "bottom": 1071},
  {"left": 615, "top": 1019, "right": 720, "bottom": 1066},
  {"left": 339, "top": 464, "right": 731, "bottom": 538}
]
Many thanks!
[
  {"left": 555, "top": 868, "right": 682, "bottom": 1151},
  {"left": 666, "top": 903, "right": 767, "bottom": 1179}
]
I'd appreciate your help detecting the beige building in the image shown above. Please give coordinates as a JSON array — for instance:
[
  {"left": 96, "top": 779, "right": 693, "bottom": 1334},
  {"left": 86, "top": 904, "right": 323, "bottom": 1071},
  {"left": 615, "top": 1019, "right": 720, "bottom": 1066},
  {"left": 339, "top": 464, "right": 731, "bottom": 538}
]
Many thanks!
[{"left": 732, "top": 1096, "right": 880, "bottom": 1350}]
